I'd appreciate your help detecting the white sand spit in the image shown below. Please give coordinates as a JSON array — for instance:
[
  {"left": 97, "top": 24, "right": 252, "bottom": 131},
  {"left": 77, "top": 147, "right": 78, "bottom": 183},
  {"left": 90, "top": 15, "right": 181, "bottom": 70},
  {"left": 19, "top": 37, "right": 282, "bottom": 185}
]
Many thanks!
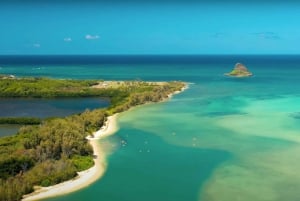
[{"left": 22, "top": 115, "right": 119, "bottom": 201}]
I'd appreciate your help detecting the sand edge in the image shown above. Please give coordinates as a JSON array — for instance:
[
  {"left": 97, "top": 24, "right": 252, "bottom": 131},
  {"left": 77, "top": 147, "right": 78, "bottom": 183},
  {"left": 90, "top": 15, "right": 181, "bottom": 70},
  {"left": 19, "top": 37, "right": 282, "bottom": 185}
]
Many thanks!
[{"left": 22, "top": 115, "right": 119, "bottom": 201}]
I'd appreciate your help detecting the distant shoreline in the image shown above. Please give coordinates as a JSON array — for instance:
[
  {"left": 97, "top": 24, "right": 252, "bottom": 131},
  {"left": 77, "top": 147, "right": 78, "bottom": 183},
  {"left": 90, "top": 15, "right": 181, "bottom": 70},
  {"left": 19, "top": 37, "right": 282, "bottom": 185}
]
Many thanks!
[{"left": 22, "top": 84, "right": 188, "bottom": 201}]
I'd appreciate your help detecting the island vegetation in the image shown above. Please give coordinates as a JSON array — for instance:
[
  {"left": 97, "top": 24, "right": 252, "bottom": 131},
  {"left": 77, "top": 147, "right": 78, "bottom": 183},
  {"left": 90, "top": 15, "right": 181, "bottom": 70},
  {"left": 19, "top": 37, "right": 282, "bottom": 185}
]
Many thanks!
[
  {"left": 224, "top": 63, "right": 253, "bottom": 77},
  {"left": 0, "top": 117, "right": 41, "bottom": 125},
  {"left": 0, "top": 76, "right": 186, "bottom": 201}
]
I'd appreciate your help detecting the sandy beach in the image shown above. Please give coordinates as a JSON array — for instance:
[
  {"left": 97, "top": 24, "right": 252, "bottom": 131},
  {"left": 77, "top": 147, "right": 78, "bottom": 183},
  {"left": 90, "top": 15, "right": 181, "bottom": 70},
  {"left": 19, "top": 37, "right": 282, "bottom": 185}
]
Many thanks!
[{"left": 22, "top": 115, "right": 119, "bottom": 201}]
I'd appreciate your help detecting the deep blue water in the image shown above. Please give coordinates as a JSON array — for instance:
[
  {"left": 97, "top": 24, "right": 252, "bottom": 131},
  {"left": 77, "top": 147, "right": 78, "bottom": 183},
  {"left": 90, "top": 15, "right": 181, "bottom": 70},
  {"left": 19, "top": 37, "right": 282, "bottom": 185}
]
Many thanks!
[
  {"left": 1, "top": 55, "right": 300, "bottom": 201},
  {"left": 1, "top": 55, "right": 300, "bottom": 84},
  {"left": 1, "top": 55, "right": 300, "bottom": 66}
]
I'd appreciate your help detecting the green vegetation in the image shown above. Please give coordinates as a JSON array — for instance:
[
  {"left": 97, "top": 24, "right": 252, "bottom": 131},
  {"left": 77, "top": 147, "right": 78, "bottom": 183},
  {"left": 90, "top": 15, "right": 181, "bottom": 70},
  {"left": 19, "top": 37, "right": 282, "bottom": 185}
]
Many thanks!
[
  {"left": 0, "top": 117, "right": 41, "bottom": 125},
  {"left": 224, "top": 63, "right": 252, "bottom": 77},
  {"left": 71, "top": 155, "right": 94, "bottom": 171},
  {"left": 227, "top": 69, "right": 252, "bottom": 76},
  {"left": 0, "top": 77, "right": 102, "bottom": 97},
  {"left": 228, "top": 69, "right": 240, "bottom": 76},
  {"left": 0, "top": 77, "right": 186, "bottom": 201}
]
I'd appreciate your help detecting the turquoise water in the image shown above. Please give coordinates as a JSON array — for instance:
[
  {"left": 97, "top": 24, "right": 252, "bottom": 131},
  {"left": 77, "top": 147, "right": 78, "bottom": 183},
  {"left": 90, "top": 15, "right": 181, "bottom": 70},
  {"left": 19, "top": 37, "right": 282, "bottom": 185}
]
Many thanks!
[{"left": 1, "top": 55, "right": 300, "bottom": 201}]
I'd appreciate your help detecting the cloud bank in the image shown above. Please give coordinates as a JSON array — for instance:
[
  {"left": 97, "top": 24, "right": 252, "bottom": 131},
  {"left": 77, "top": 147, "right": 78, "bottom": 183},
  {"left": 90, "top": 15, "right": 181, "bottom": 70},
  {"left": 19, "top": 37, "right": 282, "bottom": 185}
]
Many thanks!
[
  {"left": 85, "top": 34, "right": 100, "bottom": 40},
  {"left": 64, "top": 37, "right": 72, "bottom": 42}
]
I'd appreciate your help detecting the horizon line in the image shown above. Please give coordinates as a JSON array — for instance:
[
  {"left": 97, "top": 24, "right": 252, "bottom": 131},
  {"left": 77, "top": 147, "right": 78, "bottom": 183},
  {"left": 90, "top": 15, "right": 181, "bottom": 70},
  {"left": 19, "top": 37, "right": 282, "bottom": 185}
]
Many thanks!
[{"left": 1, "top": 54, "right": 300, "bottom": 57}]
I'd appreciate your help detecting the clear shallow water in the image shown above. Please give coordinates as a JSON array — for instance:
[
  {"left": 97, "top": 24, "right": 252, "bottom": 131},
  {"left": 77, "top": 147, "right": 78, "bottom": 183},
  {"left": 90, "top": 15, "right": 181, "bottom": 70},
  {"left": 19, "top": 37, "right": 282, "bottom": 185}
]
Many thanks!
[
  {"left": 45, "top": 109, "right": 230, "bottom": 201},
  {"left": 1, "top": 55, "right": 300, "bottom": 201}
]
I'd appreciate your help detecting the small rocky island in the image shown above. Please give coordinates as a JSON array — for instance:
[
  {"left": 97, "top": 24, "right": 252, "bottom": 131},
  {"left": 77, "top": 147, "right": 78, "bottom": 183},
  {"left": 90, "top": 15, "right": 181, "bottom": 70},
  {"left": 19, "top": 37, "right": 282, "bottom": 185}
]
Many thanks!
[{"left": 225, "top": 63, "right": 253, "bottom": 77}]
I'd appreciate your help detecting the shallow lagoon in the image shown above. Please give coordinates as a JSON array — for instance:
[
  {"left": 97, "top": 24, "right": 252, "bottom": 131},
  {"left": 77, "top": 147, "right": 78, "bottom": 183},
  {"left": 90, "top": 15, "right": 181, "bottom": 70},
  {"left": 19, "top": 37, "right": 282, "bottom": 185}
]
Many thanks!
[{"left": 0, "top": 97, "right": 109, "bottom": 136}]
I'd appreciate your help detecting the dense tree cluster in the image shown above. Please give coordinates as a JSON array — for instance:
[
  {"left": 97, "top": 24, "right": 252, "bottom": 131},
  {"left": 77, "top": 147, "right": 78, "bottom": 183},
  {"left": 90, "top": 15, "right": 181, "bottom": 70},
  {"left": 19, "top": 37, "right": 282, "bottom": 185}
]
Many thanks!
[
  {"left": 0, "top": 77, "right": 100, "bottom": 97},
  {"left": 0, "top": 112, "right": 98, "bottom": 201},
  {"left": 0, "top": 77, "right": 186, "bottom": 201},
  {"left": 0, "top": 117, "right": 41, "bottom": 125}
]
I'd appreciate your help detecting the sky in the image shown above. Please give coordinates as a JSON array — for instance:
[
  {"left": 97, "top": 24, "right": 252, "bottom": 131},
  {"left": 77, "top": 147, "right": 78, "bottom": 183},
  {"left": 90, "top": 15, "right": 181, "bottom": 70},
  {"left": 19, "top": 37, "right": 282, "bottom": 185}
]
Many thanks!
[{"left": 1, "top": 0, "right": 300, "bottom": 55}]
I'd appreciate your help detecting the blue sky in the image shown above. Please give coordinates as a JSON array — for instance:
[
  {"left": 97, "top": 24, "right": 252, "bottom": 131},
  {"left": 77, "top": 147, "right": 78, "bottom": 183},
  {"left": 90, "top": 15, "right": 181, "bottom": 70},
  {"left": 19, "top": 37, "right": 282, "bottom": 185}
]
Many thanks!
[{"left": 1, "top": 1, "right": 300, "bottom": 55}]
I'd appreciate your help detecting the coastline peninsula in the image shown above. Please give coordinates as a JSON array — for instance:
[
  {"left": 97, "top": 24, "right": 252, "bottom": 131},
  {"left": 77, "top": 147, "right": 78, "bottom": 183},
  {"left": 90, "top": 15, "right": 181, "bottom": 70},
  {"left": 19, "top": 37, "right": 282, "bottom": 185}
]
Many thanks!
[{"left": 0, "top": 77, "right": 187, "bottom": 201}]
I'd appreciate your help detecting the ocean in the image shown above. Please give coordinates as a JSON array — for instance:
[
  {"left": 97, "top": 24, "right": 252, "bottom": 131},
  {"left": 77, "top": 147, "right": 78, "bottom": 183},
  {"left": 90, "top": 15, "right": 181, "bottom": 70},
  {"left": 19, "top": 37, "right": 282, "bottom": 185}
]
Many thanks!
[{"left": 1, "top": 55, "right": 300, "bottom": 201}]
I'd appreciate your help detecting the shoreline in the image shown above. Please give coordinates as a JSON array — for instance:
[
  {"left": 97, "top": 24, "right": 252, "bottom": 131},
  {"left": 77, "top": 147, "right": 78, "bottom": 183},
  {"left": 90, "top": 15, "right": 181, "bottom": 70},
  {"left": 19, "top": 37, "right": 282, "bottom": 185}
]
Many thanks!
[
  {"left": 167, "top": 84, "right": 189, "bottom": 99},
  {"left": 22, "top": 83, "right": 188, "bottom": 201},
  {"left": 22, "top": 115, "right": 119, "bottom": 201}
]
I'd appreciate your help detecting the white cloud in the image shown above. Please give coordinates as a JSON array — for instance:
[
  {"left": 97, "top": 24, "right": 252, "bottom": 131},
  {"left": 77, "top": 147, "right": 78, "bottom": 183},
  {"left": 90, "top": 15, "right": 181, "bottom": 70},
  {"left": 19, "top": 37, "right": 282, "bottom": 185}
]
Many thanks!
[
  {"left": 33, "top": 43, "right": 41, "bottom": 48},
  {"left": 85, "top": 34, "right": 100, "bottom": 40},
  {"left": 64, "top": 37, "right": 72, "bottom": 42}
]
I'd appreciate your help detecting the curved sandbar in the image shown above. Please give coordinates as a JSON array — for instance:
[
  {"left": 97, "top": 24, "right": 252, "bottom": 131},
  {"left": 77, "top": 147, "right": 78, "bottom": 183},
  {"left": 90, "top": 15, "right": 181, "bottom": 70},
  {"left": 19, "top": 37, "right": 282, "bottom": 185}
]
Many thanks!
[
  {"left": 22, "top": 84, "right": 188, "bottom": 201},
  {"left": 22, "top": 115, "right": 119, "bottom": 201}
]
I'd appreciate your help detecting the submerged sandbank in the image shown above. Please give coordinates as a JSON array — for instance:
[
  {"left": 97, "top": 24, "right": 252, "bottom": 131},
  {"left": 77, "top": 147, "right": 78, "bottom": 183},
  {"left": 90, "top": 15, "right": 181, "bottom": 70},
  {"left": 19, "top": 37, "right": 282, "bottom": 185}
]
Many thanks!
[{"left": 22, "top": 115, "right": 119, "bottom": 201}]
